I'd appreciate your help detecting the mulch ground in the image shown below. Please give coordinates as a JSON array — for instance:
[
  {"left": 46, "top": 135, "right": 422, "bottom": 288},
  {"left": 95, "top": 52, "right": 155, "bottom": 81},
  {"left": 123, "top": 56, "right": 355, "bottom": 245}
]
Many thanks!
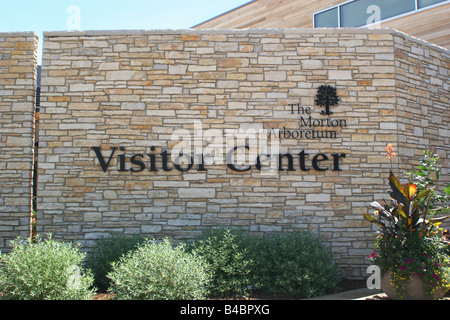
[
  {"left": 92, "top": 279, "right": 369, "bottom": 300},
  {"left": 93, "top": 278, "right": 450, "bottom": 300}
]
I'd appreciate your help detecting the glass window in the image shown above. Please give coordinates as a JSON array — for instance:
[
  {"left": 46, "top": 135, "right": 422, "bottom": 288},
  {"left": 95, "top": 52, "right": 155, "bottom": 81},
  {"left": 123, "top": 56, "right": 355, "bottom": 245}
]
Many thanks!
[
  {"left": 314, "top": 7, "right": 338, "bottom": 27},
  {"left": 340, "top": 0, "right": 416, "bottom": 27},
  {"left": 418, "top": 0, "right": 447, "bottom": 9}
]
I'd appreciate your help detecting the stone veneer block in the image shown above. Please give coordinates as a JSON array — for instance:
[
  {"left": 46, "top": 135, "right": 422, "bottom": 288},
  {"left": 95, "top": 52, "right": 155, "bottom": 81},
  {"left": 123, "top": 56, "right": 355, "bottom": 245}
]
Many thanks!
[
  {"left": 0, "top": 32, "right": 38, "bottom": 250},
  {"left": 37, "top": 28, "right": 449, "bottom": 278}
]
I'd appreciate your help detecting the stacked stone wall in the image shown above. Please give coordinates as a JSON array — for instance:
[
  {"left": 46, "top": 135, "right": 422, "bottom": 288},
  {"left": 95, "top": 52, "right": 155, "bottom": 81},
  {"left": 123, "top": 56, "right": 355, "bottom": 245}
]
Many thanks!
[
  {"left": 0, "top": 32, "right": 38, "bottom": 250},
  {"left": 2, "top": 28, "right": 444, "bottom": 278},
  {"left": 393, "top": 32, "right": 449, "bottom": 184}
]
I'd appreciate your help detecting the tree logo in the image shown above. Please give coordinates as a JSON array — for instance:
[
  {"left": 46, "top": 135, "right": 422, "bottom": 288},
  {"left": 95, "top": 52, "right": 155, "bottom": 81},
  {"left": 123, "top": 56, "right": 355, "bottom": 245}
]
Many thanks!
[{"left": 315, "top": 85, "right": 339, "bottom": 116}]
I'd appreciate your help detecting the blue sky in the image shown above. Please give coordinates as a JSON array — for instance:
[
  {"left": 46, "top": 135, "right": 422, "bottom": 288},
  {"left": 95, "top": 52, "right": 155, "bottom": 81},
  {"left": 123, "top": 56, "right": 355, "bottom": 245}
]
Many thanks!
[{"left": 0, "top": 0, "right": 252, "bottom": 63}]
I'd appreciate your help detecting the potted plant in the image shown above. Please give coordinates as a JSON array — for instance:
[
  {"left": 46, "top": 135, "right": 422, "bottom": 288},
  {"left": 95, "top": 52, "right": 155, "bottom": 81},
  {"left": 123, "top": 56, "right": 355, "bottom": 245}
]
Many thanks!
[{"left": 363, "top": 169, "right": 450, "bottom": 299}]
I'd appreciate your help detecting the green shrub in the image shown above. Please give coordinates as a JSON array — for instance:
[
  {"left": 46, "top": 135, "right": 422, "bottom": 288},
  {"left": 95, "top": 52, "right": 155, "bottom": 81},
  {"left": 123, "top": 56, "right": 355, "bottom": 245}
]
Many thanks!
[
  {"left": 246, "top": 231, "right": 340, "bottom": 298},
  {"left": 188, "top": 227, "right": 253, "bottom": 298},
  {"left": 86, "top": 233, "right": 144, "bottom": 291},
  {"left": 107, "top": 238, "right": 211, "bottom": 300},
  {"left": 0, "top": 234, "right": 95, "bottom": 300}
]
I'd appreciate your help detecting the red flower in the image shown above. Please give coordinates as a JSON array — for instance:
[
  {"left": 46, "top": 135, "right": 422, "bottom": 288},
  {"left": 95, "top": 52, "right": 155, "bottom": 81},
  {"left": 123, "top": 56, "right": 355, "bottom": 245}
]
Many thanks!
[{"left": 386, "top": 144, "right": 396, "bottom": 159}]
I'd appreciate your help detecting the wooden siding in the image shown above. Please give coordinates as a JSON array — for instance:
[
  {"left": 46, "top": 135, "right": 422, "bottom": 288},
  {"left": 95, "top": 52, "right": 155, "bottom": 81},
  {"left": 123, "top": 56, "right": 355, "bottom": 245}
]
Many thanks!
[
  {"left": 193, "top": 0, "right": 450, "bottom": 49},
  {"left": 379, "top": 4, "right": 450, "bottom": 49}
]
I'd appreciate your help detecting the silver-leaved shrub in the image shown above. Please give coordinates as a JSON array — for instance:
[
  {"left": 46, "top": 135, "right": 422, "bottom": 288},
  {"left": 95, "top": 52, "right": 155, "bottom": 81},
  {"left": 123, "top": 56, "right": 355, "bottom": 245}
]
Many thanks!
[
  {"left": 107, "top": 238, "right": 211, "bottom": 300},
  {"left": 0, "top": 234, "right": 95, "bottom": 300}
]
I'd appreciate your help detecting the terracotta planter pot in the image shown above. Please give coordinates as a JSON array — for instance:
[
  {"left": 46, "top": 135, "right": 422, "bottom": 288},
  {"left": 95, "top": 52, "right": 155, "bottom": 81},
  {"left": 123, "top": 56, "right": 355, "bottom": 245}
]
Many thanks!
[{"left": 381, "top": 271, "right": 448, "bottom": 300}]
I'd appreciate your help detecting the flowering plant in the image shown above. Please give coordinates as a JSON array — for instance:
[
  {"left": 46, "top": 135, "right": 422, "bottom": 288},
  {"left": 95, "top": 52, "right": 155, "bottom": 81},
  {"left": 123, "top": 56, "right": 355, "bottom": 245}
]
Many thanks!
[{"left": 363, "top": 147, "right": 450, "bottom": 298}]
